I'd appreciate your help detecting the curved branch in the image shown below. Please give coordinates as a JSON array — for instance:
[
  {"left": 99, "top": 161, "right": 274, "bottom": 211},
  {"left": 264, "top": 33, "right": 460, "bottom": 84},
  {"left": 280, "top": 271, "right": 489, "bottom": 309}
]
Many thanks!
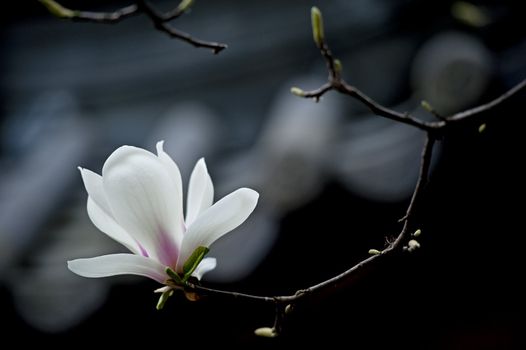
[
  {"left": 138, "top": 0, "right": 227, "bottom": 54},
  {"left": 186, "top": 135, "right": 436, "bottom": 306},
  {"left": 447, "top": 78, "right": 526, "bottom": 123},
  {"left": 38, "top": 0, "right": 227, "bottom": 54},
  {"left": 70, "top": 4, "right": 139, "bottom": 23}
]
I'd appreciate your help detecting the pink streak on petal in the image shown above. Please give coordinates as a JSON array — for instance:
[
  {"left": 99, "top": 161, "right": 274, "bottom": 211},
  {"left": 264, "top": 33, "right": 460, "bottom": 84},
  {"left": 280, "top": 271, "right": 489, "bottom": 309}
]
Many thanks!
[
  {"left": 156, "top": 227, "right": 179, "bottom": 268},
  {"left": 138, "top": 244, "right": 149, "bottom": 258}
]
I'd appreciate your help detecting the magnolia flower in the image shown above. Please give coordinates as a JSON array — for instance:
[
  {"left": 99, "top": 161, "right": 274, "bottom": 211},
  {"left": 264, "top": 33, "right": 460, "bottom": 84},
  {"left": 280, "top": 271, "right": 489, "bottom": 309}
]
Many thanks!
[{"left": 68, "top": 141, "right": 259, "bottom": 297}]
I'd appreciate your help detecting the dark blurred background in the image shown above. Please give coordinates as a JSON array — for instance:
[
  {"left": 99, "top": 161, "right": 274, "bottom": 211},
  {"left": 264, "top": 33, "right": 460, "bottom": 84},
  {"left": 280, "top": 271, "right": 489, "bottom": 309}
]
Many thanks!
[{"left": 1, "top": 0, "right": 525, "bottom": 348}]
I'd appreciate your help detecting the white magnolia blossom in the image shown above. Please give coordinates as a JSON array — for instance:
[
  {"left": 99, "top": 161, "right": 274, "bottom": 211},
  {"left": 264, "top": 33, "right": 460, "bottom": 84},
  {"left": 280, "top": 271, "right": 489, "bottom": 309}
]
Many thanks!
[{"left": 68, "top": 141, "right": 259, "bottom": 285}]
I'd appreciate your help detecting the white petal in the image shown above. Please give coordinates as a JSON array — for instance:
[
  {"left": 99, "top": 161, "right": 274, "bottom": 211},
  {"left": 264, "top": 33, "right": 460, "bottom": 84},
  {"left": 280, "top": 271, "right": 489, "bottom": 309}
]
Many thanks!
[
  {"left": 191, "top": 257, "right": 217, "bottom": 280},
  {"left": 87, "top": 198, "right": 141, "bottom": 255},
  {"left": 186, "top": 158, "right": 214, "bottom": 226},
  {"left": 102, "top": 145, "right": 183, "bottom": 267},
  {"left": 177, "top": 188, "right": 259, "bottom": 267},
  {"left": 156, "top": 141, "right": 184, "bottom": 225},
  {"left": 68, "top": 254, "right": 167, "bottom": 283},
  {"left": 79, "top": 167, "right": 112, "bottom": 214}
]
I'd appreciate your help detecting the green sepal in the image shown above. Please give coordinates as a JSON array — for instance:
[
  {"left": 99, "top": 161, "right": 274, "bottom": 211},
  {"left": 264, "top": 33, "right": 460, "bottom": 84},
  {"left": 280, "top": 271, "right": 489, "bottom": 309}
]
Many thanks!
[
  {"left": 182, "top": 246, "right": 209, "bottom": 281},
  {"left": 156, "top": 289, "right": 174, "bottom": 310},
  {"left": 165, "top": 267, "right": 184, "bottom": 286}
]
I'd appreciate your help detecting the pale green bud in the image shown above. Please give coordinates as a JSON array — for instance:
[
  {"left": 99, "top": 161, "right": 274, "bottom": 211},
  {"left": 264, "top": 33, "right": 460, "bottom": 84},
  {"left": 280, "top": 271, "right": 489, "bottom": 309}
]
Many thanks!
[
  {"left": 333, "top": 59, "right": 343, "bottom": 74},
  {"left": 451, "top": 1, "right": 490, "bottom": 27},
  {"left": 38, "top": 0, "right": 76, "bottom": 18},
  {"left": 177, "top": 0, "right": 194, "bottom": 12},
  {"left": 368, "top": 249, "right": 382, "bottom": 255},
  {"left": 290, "top": 87, "right": 306, "bottom": 97},
  {"left": 421, "top": 100, "right": 434, "bottom": 113},
  {"left": 311, "top": 7, "right": 324, "bottom": 48},
  {"left": 254, "top": 327, "right": 278, "bottom": 338}
]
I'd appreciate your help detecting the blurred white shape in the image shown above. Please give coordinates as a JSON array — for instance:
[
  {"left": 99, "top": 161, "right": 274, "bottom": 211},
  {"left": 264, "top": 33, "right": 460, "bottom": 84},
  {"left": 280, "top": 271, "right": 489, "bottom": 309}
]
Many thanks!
[
  {"left": 0, "top": 91, "right": 93, "bottom": 275},
  {"left": 148, "top": 102, "right": 220, "bottom": 180},
  {"left": 411, "top": 31, "right": 492, "bottom": 114},
  {"left": 207, "top": 78, "right": 342, "bottom": 282},
  {"left": 8, "top": 206, "right": 121, "bottom": 332},
  {"left": 331, "top": 112, "right": 425, "bottom": 202},
  {"left": 207, "top": 209, "right": 277, "bottom": 282},
  {"left": 249, "top": 77, "right": 343, "bottom": 212}
]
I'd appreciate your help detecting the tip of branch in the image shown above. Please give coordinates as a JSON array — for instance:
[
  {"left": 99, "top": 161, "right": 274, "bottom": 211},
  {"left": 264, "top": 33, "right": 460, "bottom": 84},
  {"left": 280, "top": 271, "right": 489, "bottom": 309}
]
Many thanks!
[
  {"left": 177, "top": 0, "right": 195, "bottom": 13},
  {"left": 254, "top": 327, "right": 278, "bottom": 338},
  {"left": 213, "top": 44, "right": 228, "bottom": 54},
  {"left": 311, "top": 7, "right": 325, "bottom": 48},
  {"left": 290, "top": 86, "right": 306, "bottom": 97},
  {"left": 38, "top": 0, "right": 77, "bottom": 19}
]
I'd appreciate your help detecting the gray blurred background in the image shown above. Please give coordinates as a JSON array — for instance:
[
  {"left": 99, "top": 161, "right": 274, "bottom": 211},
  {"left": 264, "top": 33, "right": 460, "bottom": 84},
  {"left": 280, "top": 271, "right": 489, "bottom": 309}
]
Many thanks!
[{"left": 1, "top": 0, "right": 525, "bottom": 347}]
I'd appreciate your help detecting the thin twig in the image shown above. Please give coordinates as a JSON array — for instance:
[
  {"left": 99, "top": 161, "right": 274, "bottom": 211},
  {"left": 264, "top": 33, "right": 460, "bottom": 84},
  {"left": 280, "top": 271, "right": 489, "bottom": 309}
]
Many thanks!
[
  {"left": 38, "top": 0, "right": 227, "bottom": 53},
  {"left": 70, "top": 4, "right": 140, "bottom": 23},
  {"left": 181, "top": 8, "right": 525, "bottom": 334},
  {"left": 185, "top": 135, "right": 436, "bottom": 305},
  {"left": 447, "top": 78, "right": 526, "bottom": 123},
  {"left": 138, "top": 0, "right": 227, "bottom": 54},
  {"left": 298, "top": 10, "right": 526, "bottom": 132}
]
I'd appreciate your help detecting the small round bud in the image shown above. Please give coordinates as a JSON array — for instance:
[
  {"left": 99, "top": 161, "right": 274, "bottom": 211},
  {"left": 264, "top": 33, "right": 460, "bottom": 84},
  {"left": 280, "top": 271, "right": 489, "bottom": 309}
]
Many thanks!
[
  {"left": 407, "top": 239, "right": 421, "bottom": 252},
  {"left": 333, "top": 59, "right": 343, "bottom": 73},
  {"left": 184, "top": 291, "right": 201, "bottom": 302},
  {"left": 478, "top": 123, "right": 486, "bottom": 133},
  {"left": 421, "top": 100, "right": 434, "bottom": 113},
  {"left": 413, "top": 229, "right": 422, "bottom": 237}
]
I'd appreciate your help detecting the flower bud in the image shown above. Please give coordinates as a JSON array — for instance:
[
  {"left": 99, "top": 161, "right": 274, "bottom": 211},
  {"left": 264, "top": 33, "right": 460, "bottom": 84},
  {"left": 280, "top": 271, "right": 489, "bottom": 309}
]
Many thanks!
[
  {"left": 333, "top": 59, "right": 343, "bottom": 74},
  {"left": 421, "top": 100, "right": 434, "bottom": 113},
  {"left": 254, "top": 327, "right": 278, "bottom": 338},
  {"left": 177, "top": 0, "right": 194, "bottom": 12},
  {"left": 38, "top": 0, "right": 76, "bottom": 18},
  {"left": 290, "top": 87, "right": 306, "bottom": 97},
  {"left": 368, "top": 249, "right": 382, "bottom": 255},
  {"left": 407, "top": 239, "right": 421, "bottom": 252},
  {"left": 184, "top": 291, "right": 201, "bottom": 302},
  {"left": 311, "top": 7, "right": 325, "bottom": 48}
]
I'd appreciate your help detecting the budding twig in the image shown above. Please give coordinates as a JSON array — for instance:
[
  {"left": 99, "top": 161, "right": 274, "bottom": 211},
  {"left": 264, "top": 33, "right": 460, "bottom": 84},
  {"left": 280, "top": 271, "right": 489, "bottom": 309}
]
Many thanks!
[{"left": 38, "top": 0, "right": 227, "bottom": 54}]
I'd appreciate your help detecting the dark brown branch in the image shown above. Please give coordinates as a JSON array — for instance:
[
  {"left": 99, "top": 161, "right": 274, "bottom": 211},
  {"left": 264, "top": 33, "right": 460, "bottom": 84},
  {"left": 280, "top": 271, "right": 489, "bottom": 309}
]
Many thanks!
[
  {"left": 137, "top": 0, "right": 227, "bottom": 54},
  {"left": 38, "top": 0, "right": 227, "bottom": 54},
  {"left": 70, "top": 4, "right": 139, "bottom": 23},
  {"left": 335, "top": 81, "right": 435, "bottom": 131},
  {"left": 185, "top": 135, "right": 436, "bottom": 306},
  {"left": 447, "top": 78, "right": 526, "bottom": 123},
  {"left": 181, "top": 8, "right": 525, "bottom": 335},
  {"left": 297, "top": 12, "right": 526, "bottom": 132}
]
